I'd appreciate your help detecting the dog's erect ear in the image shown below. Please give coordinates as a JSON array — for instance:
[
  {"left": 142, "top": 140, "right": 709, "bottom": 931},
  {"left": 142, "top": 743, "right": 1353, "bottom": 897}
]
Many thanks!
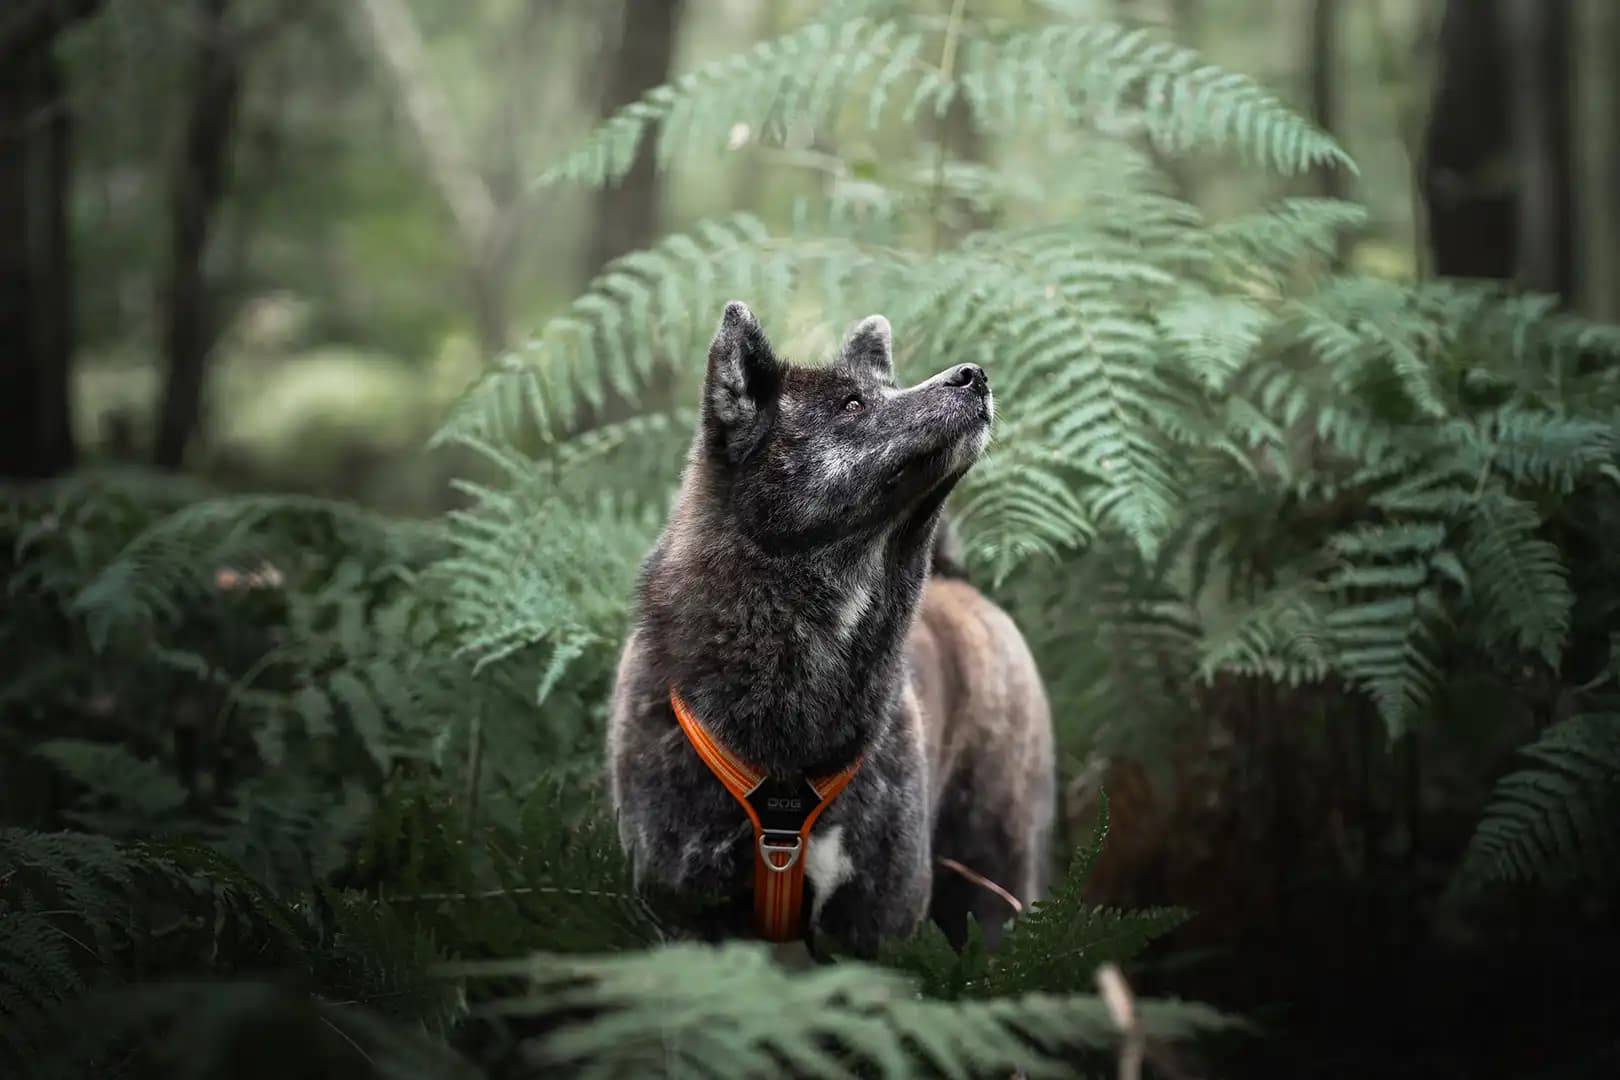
[
  {"left": 839, "top": 314, "right": 893, "bottom": 375},
  {"left": 703, "top": 301, "right": 784, "bottom": 446}
]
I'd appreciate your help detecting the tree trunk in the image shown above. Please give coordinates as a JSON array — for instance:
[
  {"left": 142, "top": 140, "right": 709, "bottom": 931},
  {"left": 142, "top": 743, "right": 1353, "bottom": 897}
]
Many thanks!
[
  {"left": 576, "top": 0, "right": 684, "bottom": 430},
  {"left": 584, "top": 0, "right": 684, "bottom": 278},
  {"left": 1307, "top": 0, "right": 1350, "bottom": 269},
  {"left": 154, "top": 0, "right": 245, "bottom": 469},
  {"left": 1308, "top": 0, "right": 1342, "bottom": 201},
  {"left": 1503, "top": 0, "right": 1574, "bottom": 298},
  {"left": 1421, "top": 0, "right": 1515, "bottom": 282},
  {"left": 1574, "top": 0, "right": 1620, "bottom": 320},
  {"left": 1421, "top": 0, "right": 1575, "bottom": 296},
  {"left": 0, "top": 35, "right": 79, "bottom": 479},
  {"left": 353, "top": 0, "right": 509, "bottom": 354}
]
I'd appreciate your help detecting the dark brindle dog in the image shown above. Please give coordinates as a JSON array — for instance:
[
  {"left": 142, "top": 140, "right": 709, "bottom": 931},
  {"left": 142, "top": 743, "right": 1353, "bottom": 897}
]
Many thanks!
[{"left": 607, "top": 301, "right": 1055, "bottom": 957}]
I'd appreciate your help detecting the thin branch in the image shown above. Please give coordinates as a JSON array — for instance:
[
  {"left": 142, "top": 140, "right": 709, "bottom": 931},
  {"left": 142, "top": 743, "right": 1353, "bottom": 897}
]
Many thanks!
[
  {"left": 1097, "top": 963, "right": 1198, "bottom": 1080},
  {"left": 318, "top": 1013, "right": 378, "bottom": 1069},
  {"left": 938, "top": 857, "right": 1023, "bottom": 914},
  {"left": 1097, "top": 964, "right": 1143, "bottom": 1080},
  {"left": 351, "top": 0, "right": 496, "bottom": 253},
  {"left": 463, "top": 706, "right": 484, "bottom": 829}
]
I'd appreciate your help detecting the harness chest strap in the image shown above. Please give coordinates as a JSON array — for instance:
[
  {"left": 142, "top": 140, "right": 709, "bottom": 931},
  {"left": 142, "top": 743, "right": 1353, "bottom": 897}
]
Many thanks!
[{"left": 669, "top": 690, "right": 863, "bottom": 942}]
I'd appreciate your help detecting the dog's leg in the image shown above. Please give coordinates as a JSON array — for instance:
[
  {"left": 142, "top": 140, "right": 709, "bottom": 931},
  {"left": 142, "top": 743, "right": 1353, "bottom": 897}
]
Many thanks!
[{"left": 807, "top": 801, "right": 933, "bottom": 959}]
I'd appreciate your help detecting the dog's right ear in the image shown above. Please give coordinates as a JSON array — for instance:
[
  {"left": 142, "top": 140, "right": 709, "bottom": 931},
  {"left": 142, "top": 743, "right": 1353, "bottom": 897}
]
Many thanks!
[{"left": 703, "top": 301, "right": 783, "bottom": 454}]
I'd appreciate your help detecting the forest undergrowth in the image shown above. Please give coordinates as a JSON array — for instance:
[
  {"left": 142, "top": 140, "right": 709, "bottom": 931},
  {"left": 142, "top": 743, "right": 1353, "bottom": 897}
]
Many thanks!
[{"left": 6, "top": 2, "right": 1620, "bottom": 1077}]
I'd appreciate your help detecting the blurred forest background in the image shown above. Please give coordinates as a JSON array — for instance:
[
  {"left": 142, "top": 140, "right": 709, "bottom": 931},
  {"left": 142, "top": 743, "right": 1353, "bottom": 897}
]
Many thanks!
[{"left": 5, "top": 0, "right": 1620, "bottom": 1077}]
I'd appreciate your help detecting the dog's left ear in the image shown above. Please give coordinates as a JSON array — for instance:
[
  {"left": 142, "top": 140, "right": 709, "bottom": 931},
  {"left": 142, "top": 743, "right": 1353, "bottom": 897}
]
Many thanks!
[{"left": 839, "top": 314, "right": 893, "bottom": 375}]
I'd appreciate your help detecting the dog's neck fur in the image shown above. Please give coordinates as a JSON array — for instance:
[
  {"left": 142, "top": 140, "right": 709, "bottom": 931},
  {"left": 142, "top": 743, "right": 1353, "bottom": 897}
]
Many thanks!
[{"left": 635, "top": 469, "right": 951, "bottom": 776}]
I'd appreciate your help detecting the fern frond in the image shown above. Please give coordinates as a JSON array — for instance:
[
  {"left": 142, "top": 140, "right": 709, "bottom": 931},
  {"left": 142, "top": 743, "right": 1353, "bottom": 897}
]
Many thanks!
[
  {"left": 0, "top": 830, "right": 314, "bottom": 1075},
  {"left": 1211, "top": 198, "right": 1367, "bottom": 283},
  {"left": 71, "top": 494, "right": 432, "bottom": 650},
  {"left": 955, "top": 446, "right": 1095, "bottom": 585},
  {"left": 486, "top": 780, "right": 667, "bottom": 953},
  {"left": 538, "top": 17, "right": 922, "bottom": 191},
  {"left": 1452, "top": 712, "right": 1620, "bottom": 895},
  {"left": 1470, "top": 406, "right": 1620, "bottom": 493},
  {"left": 1324, "top": 518, "right": 1462, "bottom": 737},
  {"left": 1158, "top": 295, "right": 1268, "bottom": 394},
  {"left": 453, "top": 941, "right": 1235, "bottom": 1079},
  {"left": 964, "top": 23, "right": 1352, "bottom": 175},
  {"left": 956, "top": 287, "right": 1192, "bottom": 561},
  {"left": 1459, "top": 493, "right": 1571, "bottom": 664},
  {"left": 989, "top": 793, "right": 1190, "bottom": 997},
  {"left": 315, "top": 891, "right": 467, "bottom": 1036},
  {"left": 1279, "top": 278, "right": 1452, "bottom": 421},
  {"left": 208, "top": 775, "right": 372, "bottom": 896},
  {"left": 435, "top": 481, "right": 660, "bottom": 709},
  {"left": 1196, "top": 582, "right": 1333, "bottom": 686},
  {"left": 32, "top": 739, "right": 188, "bottom": 833},
  {"left": 431, "top": 215, "right": 808, "bottom": 446}
]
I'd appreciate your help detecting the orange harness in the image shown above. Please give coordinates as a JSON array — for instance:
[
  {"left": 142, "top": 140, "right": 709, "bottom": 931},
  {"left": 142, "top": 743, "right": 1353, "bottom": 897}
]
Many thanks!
[{"left": 670, "top": 690, "right": 863, "bottom": 942}]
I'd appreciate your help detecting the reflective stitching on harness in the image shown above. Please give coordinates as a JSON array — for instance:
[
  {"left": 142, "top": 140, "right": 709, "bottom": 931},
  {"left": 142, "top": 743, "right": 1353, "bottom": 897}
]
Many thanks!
[{"left": 670, "top": 689, "right": 862, "bottom": 942}]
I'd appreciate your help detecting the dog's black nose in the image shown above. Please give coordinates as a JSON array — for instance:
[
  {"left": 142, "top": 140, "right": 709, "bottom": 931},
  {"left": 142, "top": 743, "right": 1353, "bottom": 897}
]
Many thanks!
[{"left": 946, "top": 363, "right": 988, "bottom": 395}]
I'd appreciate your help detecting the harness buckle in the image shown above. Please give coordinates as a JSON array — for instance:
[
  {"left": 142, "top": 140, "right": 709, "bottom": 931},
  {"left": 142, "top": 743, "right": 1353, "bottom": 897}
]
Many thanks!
[{"left": 758, "top": 830, "right": 804, "bottom": 873}]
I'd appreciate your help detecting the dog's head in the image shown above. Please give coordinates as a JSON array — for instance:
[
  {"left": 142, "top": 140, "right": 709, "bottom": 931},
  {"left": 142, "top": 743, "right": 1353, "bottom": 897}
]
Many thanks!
[{"left": 691, "top": 300, "right": 991, "bottom": 549}]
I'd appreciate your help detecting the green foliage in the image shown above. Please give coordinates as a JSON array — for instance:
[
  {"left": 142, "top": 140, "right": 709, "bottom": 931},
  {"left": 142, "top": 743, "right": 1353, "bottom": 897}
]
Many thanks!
[
  {"left": 538, "top": 15, "right": 926, "bottom": 191},
  {"left": 1, "top": 458, "right": 1226, "bottom": 1073},
  {"left": 453, "top": 1, "right": 1620, "bottom": 761},
  {"left": 437, "top": 0, "right": 1620, "bottom": 940},
  {"left": 881, "top": 794, "right": 1189, "bottom": 1001},
  {"left": 989, "top": 795, "right": 1191, "bottom": 996},
  {"left": 436, "top": 444, "right": 665, "bottom": 708},
  {"left": 13, "top": 0, "right": 1620, "bottom": 1074},
  {"left": 0, "top": 828, "right": 310, "bottom": 1075},
  {"left": 546, "top": 7, "right": 1349, "bottom": 196},
  {"left": 453, "top": 942, "right": 1234, "bottom": 1079},
  {"left": 1452, "top": 710, "right": 1620, "bottom": 897}
]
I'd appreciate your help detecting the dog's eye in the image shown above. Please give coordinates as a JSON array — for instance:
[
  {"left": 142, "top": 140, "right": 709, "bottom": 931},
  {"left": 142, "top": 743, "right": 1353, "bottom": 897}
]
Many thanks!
[{"left": 843, "top": 396, "right": 864, "bottom": 414}]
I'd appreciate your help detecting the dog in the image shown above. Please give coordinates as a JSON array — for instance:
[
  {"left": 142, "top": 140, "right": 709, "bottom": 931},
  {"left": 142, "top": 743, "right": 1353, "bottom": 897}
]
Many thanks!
[{"left": 606, "top": 301, "right": 1055, "bottom": 958}]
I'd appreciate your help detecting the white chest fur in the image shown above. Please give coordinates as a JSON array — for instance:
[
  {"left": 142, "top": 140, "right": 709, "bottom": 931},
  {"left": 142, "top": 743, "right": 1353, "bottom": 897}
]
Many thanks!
[{"left": 805, "top": 823, "right": 854, "bottom": 926}]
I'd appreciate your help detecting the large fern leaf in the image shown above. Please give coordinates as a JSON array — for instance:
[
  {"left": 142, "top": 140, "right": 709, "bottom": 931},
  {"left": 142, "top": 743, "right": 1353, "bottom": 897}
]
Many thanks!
[{"left": 1452, "top": 712, "right": 1620, "bottom": 896}]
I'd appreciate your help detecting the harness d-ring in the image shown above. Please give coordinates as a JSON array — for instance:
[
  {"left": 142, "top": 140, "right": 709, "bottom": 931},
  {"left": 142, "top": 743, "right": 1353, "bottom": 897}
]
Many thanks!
[{"left": 759, "top": 831, "right": 804, "bottom": 873}]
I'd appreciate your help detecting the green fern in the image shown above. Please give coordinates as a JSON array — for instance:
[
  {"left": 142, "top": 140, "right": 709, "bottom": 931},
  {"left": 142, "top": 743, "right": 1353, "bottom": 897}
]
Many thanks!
[
  {"left": 877, "top": 791, "right": 1187, "bottom": 1005},
  {"left": 0, "top": 829, "right": 311, "bottom": 1075},
  {"left": 453, "top": 3, "right": 1361, "bottom": 573},
  {"left": 1459, "top": 492, "right": 1573, "bottom": 665},
  {"left": 963, "top": 22, "right": 1352, "bottom": 175},
  {"left": 543, "top": 8, "right": 1349, "bottom": 194},
  {"left": 1452, "top": 712, "right": 1620, "bottom": 896},
  {"left": 536, "top": 16, "right": 926, "bottom": 191},
  {"left": 435, "top": 451, "right": 664, "bottom": 711},
  {"left": 11, "top": 2, "right": 1620, "bottom": 1074},
  {"left": 31, "top": 739, "right": 188, "bottom": 834},
  {"left": 0, "top": 830, "right": 135, "bottom": 1067},
  {"left": 1196, "top": 581, "right": 1333, "bottom": 687},
  {"left": 452, "top": 940, "right": 1234, "bottom": 1080},
  {"left": 431, "top": 215, "right": 799, "bottom": 446},
  {"left": 71, "top": 493, "right": 436, "bottom": 651},
  {"left": 986, "top": 793, "right": 1190, "bottom": 997}
]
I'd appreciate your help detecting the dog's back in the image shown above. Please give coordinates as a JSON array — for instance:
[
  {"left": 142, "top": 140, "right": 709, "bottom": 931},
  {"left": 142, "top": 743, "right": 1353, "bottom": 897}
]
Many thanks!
[{"left": 907, "top": 573, "right": 1055, "bottom": 949}]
